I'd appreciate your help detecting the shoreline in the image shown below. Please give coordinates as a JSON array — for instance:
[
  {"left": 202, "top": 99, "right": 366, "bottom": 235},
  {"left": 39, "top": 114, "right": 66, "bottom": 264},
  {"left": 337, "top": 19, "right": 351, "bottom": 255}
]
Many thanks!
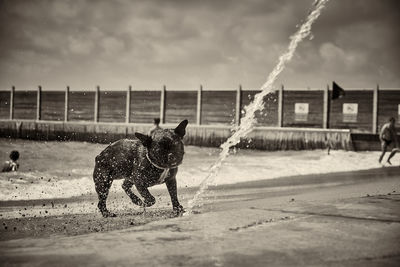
[
  {"left": 1, "top": 138, "right": 393, "bottom": 201},
  {"left": 1, "top": 167, "right": 399, "bottom": 240},
  {"left": 1, "top": 165, "right": 398, "bottom": 206}
]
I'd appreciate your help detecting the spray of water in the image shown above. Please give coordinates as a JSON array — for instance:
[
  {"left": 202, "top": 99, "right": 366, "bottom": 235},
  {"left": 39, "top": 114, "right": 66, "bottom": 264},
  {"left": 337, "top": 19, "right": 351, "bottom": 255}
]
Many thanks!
[{"left": 186, "top": 0, "right": 329, "bottom": 213}]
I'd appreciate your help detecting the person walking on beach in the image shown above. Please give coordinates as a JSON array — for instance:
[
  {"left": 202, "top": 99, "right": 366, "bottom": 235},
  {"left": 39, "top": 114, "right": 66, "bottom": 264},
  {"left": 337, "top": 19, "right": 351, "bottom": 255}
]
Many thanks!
[
  {"left": 2, "top": 150, "right": 20, "bottom": 172},
  {"left": 148, "top": 118, "right": 162, "bottom": 136},
  {"left": 378, "top": 117, "right": 399, "bottom": 165}
]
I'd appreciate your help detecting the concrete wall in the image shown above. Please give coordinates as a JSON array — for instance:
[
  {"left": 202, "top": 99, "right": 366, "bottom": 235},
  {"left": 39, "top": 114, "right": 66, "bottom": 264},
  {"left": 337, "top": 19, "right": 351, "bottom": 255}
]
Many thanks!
[{"left": 0, "top": 120, "right": 353, "bottom": 151}]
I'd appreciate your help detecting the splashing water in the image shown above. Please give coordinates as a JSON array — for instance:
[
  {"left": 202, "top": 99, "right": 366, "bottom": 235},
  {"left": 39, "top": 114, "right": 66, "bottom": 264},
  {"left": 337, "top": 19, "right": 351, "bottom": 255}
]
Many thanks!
[{"left": 186, "top": 0, "right": 330, "bottom": 213}]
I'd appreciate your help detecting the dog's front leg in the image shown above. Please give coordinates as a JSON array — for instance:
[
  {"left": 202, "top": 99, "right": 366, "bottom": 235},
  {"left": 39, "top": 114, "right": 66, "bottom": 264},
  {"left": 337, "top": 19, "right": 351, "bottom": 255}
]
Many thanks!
[
  {"left": 136, "top": 183, "right": 156, "bottom": 207},
  {"left": 122, "top": 179, "right": 143, "bottom": 206},
  {"left": 166, "top": 169, "right": 184, "bottom": 214}
]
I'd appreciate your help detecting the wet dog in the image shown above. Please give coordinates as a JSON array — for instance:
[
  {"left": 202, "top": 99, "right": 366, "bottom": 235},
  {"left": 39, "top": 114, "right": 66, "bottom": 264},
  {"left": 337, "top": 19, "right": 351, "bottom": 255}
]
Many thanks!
[{"left": 93, "top": 120, "right": 188, "bottom": 217}]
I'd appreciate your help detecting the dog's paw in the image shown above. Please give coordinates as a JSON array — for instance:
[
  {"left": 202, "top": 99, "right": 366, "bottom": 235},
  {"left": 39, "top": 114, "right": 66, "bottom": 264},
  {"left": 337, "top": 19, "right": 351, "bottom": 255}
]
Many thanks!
[
  {"left": 173, "top": 205, "right": 185, "bottom": 214},
  {"left": 102, "top": 211, "right": 117, "bottom": 218},
  {"left": 132, "top": 197, "right": 143, "bottom": 206},
  {"left": 143, "top": 198, "right": 156, "bottom": 207}
]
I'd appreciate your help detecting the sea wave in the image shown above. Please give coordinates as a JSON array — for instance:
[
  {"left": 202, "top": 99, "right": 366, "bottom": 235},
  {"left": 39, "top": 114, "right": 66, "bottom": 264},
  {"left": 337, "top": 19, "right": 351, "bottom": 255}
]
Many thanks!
[{"left": 0, "top": 149, "right": 384, "bottom": 201}]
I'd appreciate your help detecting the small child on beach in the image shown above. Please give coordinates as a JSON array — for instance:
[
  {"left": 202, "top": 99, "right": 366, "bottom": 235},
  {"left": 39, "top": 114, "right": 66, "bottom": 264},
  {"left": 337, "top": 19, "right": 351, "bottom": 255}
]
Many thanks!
[{"left": 2, "top": 150, "right": 20, "bottom": 172}]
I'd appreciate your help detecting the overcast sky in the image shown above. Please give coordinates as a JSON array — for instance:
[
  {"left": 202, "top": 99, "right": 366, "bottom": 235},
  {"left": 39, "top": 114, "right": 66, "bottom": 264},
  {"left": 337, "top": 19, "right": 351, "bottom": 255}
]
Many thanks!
[{"left": 0, "top": 0, "right": 399, "bottom": 91}]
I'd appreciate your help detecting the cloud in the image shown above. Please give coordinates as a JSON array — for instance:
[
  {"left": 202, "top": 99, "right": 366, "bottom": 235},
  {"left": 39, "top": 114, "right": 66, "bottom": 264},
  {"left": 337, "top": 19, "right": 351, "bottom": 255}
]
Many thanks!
[
  {"left": 0, "top": 0, "right": 399, "bottom": 90},
  {"left": 50, "top": 0, "right": 81, "bottom": 20},
  {"left": 101, "top": 36, "right": 125, "bottom": 56},
  {"left": 68, "top": 36, "right": 94, "bottom": 55}
]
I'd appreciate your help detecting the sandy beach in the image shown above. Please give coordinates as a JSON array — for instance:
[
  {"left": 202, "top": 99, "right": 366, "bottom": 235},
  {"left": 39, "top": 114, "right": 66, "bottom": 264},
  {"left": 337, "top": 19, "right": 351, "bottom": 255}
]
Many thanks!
[
  {"left": 1, "top": 165, "right": 400, "bottom": 266},
  {"left": 1, "top": 139, "right": 400, "bottom": 266}
]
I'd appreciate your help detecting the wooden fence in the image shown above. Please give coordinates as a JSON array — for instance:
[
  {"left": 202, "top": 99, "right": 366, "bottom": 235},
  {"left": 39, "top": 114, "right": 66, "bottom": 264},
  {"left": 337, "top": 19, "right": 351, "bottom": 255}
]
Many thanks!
[{"left": 0, "top": 85, "right": 399, "bottom": 133}]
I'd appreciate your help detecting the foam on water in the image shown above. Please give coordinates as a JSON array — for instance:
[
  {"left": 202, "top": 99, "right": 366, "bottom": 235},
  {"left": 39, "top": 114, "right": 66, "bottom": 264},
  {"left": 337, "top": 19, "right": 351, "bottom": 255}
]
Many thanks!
[{"left": 187, "top": 0, "right": 330, "bottom": 212}]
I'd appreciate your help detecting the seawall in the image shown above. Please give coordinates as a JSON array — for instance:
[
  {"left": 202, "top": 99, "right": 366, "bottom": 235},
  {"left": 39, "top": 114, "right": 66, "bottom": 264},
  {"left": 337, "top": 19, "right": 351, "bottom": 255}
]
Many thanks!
[{"left": 0, "top": 120, "right": 357, "bottom": 151}]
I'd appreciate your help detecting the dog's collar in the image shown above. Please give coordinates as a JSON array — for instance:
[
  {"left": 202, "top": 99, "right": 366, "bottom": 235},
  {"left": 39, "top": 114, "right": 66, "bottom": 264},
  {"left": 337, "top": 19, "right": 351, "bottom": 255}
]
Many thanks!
[
  {"left": 145, "top": 152, "right": 179, "bottom": 170},
  {"left": 146, "top": 152, "right": 169, "bottom": 170},
  {"left": 146, "top": 152, "right": 178, "bottom": 183}
]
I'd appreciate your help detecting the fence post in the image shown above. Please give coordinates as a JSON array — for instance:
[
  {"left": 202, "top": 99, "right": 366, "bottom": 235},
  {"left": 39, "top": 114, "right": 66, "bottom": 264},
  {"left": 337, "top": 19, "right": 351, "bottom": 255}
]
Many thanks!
[
  {"left": 37, "top": 85, "right": 42, "bottom": 121},
  {"left": 323, "top": 85, "right": 329, "bottom": 129},
  {"left": 278, "top": 85, "right": 283, "bottom": 127},
  {"left": 197, "top": 85, "right": 202, "bottom": 125},
  {"left": 372, "top": 84, "right": 379, "bottom": 134},
  {"left": 94, "top": 85, "right": 100, "bottom": 123},
  {"left": 235, "top": 85, "right": 242, "bottom": 126},
  {"left": 160, "top": 85, "right": 166, "bottom": 124},
  {"left": 64, "top": 86, "right": 69, "bottom": 122},
  {"left": 126, "top": 85, "right": 131, "bottom": 124},
  {"left": 9, "top": 86, "right": 15, "bottom": 120}
]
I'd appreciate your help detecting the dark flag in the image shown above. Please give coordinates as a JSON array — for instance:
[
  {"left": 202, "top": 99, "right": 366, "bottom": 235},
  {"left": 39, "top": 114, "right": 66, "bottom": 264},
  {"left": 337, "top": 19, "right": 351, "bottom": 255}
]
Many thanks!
[{"left": 332, "top": 81, "right": 345, "bottom": 100}]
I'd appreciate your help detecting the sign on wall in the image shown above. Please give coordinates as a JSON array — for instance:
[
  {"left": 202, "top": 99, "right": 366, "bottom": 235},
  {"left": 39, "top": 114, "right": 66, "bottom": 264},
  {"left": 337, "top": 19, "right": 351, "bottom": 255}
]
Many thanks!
[
  {"left": 294, "top": 103, "right": 309, "bottom": 122},
  {"left": 342, "top": 103, "right": 358, "bottom": 122}
]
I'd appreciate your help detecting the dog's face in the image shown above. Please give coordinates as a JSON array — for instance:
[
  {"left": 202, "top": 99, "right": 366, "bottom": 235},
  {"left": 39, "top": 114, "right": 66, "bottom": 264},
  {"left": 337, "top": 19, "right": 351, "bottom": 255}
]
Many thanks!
[{"left": 135, "top": 120, "right": 188, "bottom": 168}]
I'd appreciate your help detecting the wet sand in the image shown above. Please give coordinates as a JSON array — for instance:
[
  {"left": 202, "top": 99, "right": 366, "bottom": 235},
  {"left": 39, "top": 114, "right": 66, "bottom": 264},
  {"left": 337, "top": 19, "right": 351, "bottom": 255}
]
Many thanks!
[{"left": 1, "top": 166, "right": 400, "bottom": 266}]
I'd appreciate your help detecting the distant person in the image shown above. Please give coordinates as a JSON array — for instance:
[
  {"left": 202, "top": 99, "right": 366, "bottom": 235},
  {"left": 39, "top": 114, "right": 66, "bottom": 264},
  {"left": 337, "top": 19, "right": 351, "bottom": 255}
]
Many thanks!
[
  {"left": 148, "top": 118, "right": 162, "bottom": 136},
  {"left": 2, "top": 150, "right": 20, "bottom": 172},
  {"left": 378, "top": 117, "right": 399, "bottom": 165}
]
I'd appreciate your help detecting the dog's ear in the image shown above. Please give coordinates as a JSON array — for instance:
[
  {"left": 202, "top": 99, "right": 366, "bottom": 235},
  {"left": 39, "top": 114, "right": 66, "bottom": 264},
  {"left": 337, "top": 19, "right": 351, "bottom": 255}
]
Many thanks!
[
  {"left": 174, "top": 119, "right": 188, "bottom": 138},
  {"left": 135, "top": 133, "right": 152, "bottom": 147}
]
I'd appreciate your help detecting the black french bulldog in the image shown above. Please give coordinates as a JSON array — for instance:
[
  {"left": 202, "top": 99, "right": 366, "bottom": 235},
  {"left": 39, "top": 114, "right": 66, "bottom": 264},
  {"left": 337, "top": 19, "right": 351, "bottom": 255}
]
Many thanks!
[{"left": 93, "top": 120, "right": 188, "bottom": 217}]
